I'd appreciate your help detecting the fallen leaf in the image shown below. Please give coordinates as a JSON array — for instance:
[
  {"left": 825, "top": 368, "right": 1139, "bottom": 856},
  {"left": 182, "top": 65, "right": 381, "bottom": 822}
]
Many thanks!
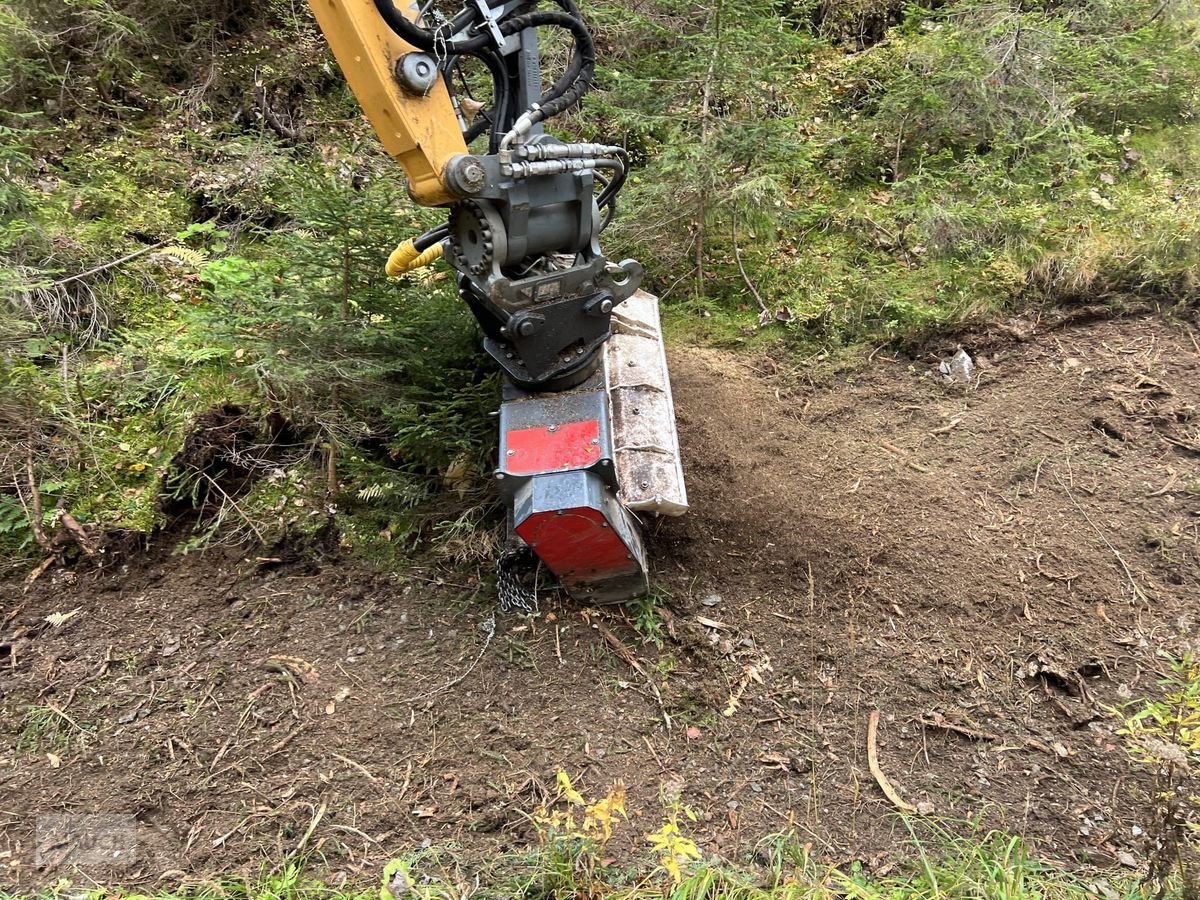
[
  {"left": 47, "top": 753, "right": 62, "bottom": 769},
  {"left": 263, "top": 654, "right": 320, "bottom": 684},
  {"left": 757, "top": 751, "right": 791, "bottom": 769},
  {"left": 44, "top": 609, "right": 81, "bottom": 628},
  {"left": 412, "top": 805, "right": 437, "bottom": 819}
]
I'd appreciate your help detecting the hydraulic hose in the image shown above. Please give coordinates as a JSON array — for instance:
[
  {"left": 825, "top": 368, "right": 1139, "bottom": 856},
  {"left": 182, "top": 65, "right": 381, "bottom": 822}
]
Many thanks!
[
  {"left": 453, "top": 49, "right": 510, "bottom": 151},
  {"left": 413, "top": 224, "right": 449, "bottom": 252},
  {"left": 386, "top": 234, "right": 446, "bottom": 276},
  {"left": 374, "top": 2, "right": 593, "bottom": 135},
  {"left": 371, "top": 0, "right": 489, "bottom": 53},
  {"left": 497, "top": 10, "right": 595, "bottom": 120}
]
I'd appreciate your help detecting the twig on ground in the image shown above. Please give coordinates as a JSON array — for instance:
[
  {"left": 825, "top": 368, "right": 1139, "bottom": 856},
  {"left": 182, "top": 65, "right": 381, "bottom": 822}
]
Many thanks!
[
  {"left": 595, "top": 621, "right": 672, "bottom": 728},
  {"left": 395, "top": 614, "right": 495, "bottom": 706},
  {"left": 920, "top": 712, "right": 999, "bottom": 742},
  {"left": 60, "top": 511, "right": 96, "bottom": 556},
  {"left": 867, "top": 710, "right": 918, "bottom": 813},
  {"left": 930, "top": 418, "right": 963, "bottom": 436},
  {"left": 1146, "top": 472, "right": 1179, "bottom": 497},
  {"left": 1033, "top": 552, "right": 1081, "bottom": 585},
  {"left": 57, "top": 646, "right": 115, "bottom": 709},
  {"left": 731, "top": 216, "right": 769, "bottom": 318},
  {"left": 396, "top": 761, "right": 413, "bottom": 802},
  {"left": 1160, "top": 433, "right": 1200, "bottom": 455},
  {"left": 642, "top": 734, "right": 668, "bottom": 772},
  {"left": 24, "top": 557, "right": 55, "bottom": 588},
  {"left": 1033, "top": 426, "right": 1068, "bottom": 445},
  {"left": 290, "top": 801, "right": 327, "bottom": 857},
  {"left": 268, "top": 722, "right": 308, "bottom": 755},
  {"left": 23, "top": 450, "right": 52, "bottom": 551},
  {"left": 1053, "top": 472, "right": 1148, "bottom": 602},
  {"left": 880, "top": 441, "right": 931, "bottom": 474},
  {"left": 45, "top": 702, "right": 85, "bottom": 734},
  {"left": 212, "top": 813, "right": 262, "bottom": 848},
  {"left": 329, "top": 752, "right": 377, "bottom": 783}
]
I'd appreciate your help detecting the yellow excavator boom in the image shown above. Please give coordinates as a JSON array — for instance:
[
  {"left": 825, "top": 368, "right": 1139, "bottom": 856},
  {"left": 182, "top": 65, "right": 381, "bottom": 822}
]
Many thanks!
[{"left": 307, "top": 0, "right": 467, "bottom": 205}]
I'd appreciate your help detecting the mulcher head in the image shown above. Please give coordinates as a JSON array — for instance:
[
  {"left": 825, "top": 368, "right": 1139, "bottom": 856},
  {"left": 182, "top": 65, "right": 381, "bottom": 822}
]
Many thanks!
[{"left": 495, "top": 291, "right": 687, "bottom": 603}]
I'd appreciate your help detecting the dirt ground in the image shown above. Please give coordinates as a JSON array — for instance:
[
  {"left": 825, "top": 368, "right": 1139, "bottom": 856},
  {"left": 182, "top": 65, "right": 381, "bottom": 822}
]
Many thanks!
[{"left": 2, "top": 310, "right": 1199, "bottom": 891}]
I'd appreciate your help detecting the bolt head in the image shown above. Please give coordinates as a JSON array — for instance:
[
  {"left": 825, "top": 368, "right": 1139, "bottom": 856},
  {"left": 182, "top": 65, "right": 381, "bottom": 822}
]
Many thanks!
[{"left": 447, "top": 155, "right": 487, "bottom": 195}]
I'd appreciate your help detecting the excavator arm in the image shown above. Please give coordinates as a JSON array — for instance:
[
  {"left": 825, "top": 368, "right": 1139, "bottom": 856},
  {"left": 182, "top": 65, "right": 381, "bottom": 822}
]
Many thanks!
[{"left": 307, "top": 0, "right": 687, "bottom": 604}]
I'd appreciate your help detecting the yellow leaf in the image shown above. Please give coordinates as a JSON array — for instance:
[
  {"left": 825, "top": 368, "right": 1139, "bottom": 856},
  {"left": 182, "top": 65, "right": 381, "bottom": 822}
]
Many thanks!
[
  {"left": 583, "top": 780, "right": 627, "bottom": 840},
  {"left": 556, "top": 770, "right": 585, "bottom": 806}
]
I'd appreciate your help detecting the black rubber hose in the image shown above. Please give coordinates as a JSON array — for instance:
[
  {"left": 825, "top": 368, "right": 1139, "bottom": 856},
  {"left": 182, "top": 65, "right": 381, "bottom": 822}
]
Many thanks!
[
  {"left": 413, "top": 224, "right": 450, "bottom": 251},
  {"left": 371, "top": 0, "right": 490, "bottom": 53},
  {"left": 373, "top": 3, "right": 595, "bottom": 123},
  {"left": 455, "top": 49, "right": 510, "bottom": 150},
  {"left": 596, "top": 150, "right": 628, "bottom": 205},
  {"left": 494, "top": 6, "right": 587, "bottom": 94},
  {"left": 497, "top": 10, "right": 595, "bottom": 119}
]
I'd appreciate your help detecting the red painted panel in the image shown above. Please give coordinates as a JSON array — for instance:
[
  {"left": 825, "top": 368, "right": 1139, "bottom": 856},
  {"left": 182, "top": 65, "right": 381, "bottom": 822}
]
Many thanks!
[
  {"left": 505, "top": 419, "right": 601, "bottom": 476},
  {"left": 516, "top": 506, "right": 638, "bottom": 582}
]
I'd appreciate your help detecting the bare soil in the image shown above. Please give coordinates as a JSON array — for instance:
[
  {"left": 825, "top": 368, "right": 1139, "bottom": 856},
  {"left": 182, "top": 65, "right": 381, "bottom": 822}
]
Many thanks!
[{"left": 2, "top": 311, "right": 1199, "bottom": 891}]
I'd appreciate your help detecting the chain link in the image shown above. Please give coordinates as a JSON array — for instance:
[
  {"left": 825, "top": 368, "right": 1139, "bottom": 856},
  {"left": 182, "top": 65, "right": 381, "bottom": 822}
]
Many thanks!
[{"left": 496, "top": 544, "right": 539, "bottom": 617}]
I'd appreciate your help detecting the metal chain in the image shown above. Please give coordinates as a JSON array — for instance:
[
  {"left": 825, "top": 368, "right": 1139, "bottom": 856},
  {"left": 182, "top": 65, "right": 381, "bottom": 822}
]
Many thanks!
[{"left": 497, "top": 544, "right": 539, "bottom": 617}]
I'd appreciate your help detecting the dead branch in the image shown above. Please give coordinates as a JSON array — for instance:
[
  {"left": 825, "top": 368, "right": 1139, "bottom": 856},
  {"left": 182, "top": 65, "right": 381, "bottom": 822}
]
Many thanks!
[
  {"left": 920, "top": 712, "right": 1000, "bottom": 742},
  {"left": 44, "top": 240, "right": 168, "bottom": 290},
  {"left": 254, "top": 80, "right": 305, "bottom": 142},
  {"left": 867, "top": 710, "right": 918, "bottom": 813},
  {"left": 23, "top": 450, "right": 52, "bottom": 552},
  {"left": 731, "top": 215, "right": 769, "bottom": 318},
  {"left": 595, "top": 620, "right": 672, "bottom": 728},
  {"left": 1033, "top": 552, "right": 1080, "bottom": 584},
  {"left": 60, "top": 511, "right": 96, "bottom": 556}
]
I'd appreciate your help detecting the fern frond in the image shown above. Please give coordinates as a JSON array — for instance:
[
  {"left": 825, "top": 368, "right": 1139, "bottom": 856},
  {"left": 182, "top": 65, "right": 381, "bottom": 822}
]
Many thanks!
[{"left": 154, "top": 246, "right": 209, "bottom": 270}]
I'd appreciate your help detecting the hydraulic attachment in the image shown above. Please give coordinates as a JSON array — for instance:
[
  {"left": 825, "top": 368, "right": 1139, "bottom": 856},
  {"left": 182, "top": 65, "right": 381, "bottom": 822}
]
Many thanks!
[{"left": 308, "top": 0, "right": 688, "bottom": 601}]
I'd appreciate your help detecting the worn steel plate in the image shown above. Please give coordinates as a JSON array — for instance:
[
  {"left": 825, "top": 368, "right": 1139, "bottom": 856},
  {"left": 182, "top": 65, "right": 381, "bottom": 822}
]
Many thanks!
[{"left": 604, "top": 290, "right": 689, "bottom": 516}]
